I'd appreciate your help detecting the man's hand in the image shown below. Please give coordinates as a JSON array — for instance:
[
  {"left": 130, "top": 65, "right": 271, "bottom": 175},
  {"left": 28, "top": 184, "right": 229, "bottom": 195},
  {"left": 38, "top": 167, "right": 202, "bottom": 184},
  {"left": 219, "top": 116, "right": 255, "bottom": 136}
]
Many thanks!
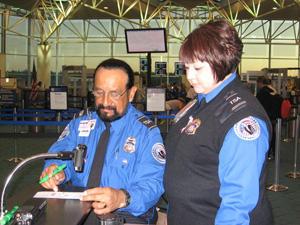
[
  {"left": 80, "top": 187, "right": 127, "bottom": 215},
  {"left": 39, "top": 164, "right": 66, "bottom": 192}
]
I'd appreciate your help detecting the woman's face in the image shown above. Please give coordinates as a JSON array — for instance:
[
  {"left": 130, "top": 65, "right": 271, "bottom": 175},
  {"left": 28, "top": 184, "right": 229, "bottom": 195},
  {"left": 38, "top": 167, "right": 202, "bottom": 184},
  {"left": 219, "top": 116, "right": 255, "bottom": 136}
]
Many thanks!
[{"left": 185, "top": 61, "right": 219, "bottom": 95}]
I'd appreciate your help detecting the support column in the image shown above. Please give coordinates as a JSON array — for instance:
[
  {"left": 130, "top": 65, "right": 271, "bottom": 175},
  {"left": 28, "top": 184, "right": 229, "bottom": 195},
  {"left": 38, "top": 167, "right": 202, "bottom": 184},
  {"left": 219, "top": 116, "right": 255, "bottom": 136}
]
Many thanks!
[
  {"left": 0, "top": 12, "right": 7, "bottom": 78},
  {"left": 37, "top": 44, "right": 51, "bottom": 88},
  {"left": 0, "top": 54, "right": 5, "bottom": 78}
]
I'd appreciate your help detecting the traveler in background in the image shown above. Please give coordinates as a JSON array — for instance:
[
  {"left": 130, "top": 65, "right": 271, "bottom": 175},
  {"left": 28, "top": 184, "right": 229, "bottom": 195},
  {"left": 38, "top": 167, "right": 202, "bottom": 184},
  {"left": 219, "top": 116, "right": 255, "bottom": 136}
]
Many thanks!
[
  {"left": 165, "top": 97, "right": 186, "bottom": 112},
  {"left": 170, "top": 82, "right": 179, "bottom": 99},
  {"left": 291, "top": 85, "right": 298, "bottom": 104},
  {"left": 179, "top": 83, "right": 187, "bottom": 100},
  {"left": 291, "top": 86, "right": 297, "bottom": 96},
  {"left": 256, "top": 75, "right": 277, "bottom": 159}
]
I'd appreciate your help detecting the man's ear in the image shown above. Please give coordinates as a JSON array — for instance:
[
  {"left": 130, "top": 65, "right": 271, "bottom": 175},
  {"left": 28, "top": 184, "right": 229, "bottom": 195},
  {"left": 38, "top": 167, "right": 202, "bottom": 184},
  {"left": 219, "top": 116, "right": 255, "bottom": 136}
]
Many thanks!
[{"left": 128, "top": 86, "right": 137, "bottom": 102}]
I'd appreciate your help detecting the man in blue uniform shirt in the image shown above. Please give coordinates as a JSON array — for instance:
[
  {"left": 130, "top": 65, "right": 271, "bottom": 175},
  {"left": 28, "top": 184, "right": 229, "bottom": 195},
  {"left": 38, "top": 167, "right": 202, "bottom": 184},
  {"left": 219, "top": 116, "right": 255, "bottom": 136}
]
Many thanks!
[{"left": 40, "top": 59, "right": 166, "bottom": 224}]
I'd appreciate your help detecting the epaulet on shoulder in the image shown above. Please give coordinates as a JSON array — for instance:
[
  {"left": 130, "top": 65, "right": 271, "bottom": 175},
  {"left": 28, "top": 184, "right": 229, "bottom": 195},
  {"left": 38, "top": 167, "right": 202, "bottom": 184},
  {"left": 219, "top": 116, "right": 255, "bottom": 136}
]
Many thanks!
[
  {"left": 73, "top": 107, "right": 95, "bottom": 120},
  {"left": 137, "top": 115, "right": 157, "bottom": 130},
  {"left": 214, "top": 90, "right": 247, "bottom": 124}
]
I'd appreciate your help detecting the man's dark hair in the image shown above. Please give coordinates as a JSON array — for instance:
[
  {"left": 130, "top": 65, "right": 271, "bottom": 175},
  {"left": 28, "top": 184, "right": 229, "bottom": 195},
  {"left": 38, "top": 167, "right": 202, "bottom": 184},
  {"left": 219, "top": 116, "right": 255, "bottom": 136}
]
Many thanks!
[
  {"left": 179, "top": 19, "right": 243, "bottom": 83},
  {"left": 93, "top": 58, "right": 134, "bottom": 90}
]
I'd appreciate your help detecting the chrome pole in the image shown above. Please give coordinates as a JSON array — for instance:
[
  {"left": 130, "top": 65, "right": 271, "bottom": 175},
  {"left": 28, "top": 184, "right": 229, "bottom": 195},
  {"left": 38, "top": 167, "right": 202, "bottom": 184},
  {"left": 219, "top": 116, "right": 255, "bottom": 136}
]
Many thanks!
[
  {"left": 285, "top": 115, "right": 300, "bottom": 178},
  {"left": 57, "top": 111, "right": 61, "bottom": 133},
  {"left": 6, "top": 108, "right": 23, "bottom": 163},
  {"left": 266, "top": 118, "right": 288, "bottom": 191}
]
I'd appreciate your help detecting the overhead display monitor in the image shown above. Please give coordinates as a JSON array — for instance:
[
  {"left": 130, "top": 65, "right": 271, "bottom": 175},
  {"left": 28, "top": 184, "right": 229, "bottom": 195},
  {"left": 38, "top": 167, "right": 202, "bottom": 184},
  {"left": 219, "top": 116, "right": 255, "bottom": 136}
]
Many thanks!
[
  {"left": 155, "top": 62, "right": 167, "bottom": 68},
  {"left": 174, "top": 62, "right": 186, "bottom": 75},
  {"left": 140, "top": 58, "right": 148, "bottom": 72},
  {"left": 125, "top": 28, "right": 167, "bottom": 53},
  {"left": 155, "top": 62, "right": 167, "bottom": 75}
]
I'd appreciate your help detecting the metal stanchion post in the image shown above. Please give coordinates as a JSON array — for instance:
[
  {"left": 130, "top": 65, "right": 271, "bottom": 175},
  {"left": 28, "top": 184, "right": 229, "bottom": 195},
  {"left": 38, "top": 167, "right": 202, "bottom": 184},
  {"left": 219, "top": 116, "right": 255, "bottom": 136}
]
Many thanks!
[
  {"left": 284, "top": 115, "right": 300, "bottom": 178},
  {"left": 266, "top": 118, "right": 288, "bottom": 191},
  {"left": 6, "top": 108, "right": 23, "bottom": 163},
  {"left": 84, "top": 100, "right": 88, "bottom": 110},
  {"left": 153, "top": 113, "right": 158, "bottom": 125},
  {"left": 283, "top": 119, "right": 293, "bottom": 142},
  {"left": 21, "top": 99, "right": 26, "bottom": 132},
  {"left": 166, "top": 110, "right": 170, "bottom": 133},
  {"left": 21, "top": 99, "right": 25, "bottom": 121},
  {"left": 57, "top": 111, "right": 61, "bottom": 133}
]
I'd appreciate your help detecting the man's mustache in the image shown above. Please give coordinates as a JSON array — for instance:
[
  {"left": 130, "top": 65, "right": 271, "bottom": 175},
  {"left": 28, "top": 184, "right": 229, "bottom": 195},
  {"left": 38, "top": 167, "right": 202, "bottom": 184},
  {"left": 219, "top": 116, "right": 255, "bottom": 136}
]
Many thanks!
[{"left": 97, "top": 104, "right": 116, "bottom": 111}]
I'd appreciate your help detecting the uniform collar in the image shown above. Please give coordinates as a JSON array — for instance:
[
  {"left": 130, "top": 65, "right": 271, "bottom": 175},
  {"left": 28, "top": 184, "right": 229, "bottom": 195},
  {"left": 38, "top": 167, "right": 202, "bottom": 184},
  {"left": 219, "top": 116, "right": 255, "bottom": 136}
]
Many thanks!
[
  {"left": 109, "top": 103, "right": 134, "bottom": 134},
  {"left": 198, "top": 73, "right": 236, "bottom": 104}
]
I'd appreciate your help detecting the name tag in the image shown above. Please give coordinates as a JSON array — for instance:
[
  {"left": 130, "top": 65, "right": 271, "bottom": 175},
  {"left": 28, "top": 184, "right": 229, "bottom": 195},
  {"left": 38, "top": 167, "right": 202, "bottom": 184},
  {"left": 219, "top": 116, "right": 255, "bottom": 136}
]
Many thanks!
[
  {"left": 78, "top": 119, "right": 96, "bottom": 137},
  {"left": 79, "top": 129, "right": 90, "bottom": 137}
]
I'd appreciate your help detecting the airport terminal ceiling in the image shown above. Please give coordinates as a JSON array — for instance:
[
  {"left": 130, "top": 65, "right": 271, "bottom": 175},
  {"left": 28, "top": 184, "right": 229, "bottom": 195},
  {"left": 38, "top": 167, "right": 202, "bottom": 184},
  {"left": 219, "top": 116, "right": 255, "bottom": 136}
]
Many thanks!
[{"left": 1, "top": 0, "right": 300, "bottom": 44}]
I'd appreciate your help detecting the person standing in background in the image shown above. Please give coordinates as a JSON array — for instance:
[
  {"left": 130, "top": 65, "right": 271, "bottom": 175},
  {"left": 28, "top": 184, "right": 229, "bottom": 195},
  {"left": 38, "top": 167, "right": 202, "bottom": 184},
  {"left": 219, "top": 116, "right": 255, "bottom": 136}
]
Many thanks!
[
  {"left": 256, "top": 76, "right": 278, "bottom": 159},
  {"left": 179, "top": 83, "right": 187, "bottom": 100},
  {"left": 290, "top": 85, "right": 298, "bottom": 104},
  {"left": 170, "top": 82, "right": 179, "bottom": 99}
]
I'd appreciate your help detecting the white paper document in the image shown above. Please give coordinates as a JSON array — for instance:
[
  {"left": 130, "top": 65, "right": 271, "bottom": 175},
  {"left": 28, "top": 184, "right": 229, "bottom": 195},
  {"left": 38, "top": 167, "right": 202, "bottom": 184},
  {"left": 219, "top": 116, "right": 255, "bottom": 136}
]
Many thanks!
[{"left": 33, "top": 191, "right": 83, "bottom": 200}]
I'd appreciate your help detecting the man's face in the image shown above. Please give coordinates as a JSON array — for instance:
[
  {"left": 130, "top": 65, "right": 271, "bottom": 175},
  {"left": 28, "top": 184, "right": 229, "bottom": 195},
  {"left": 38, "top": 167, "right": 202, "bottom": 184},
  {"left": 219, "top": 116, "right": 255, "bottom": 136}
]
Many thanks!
[{"left": 94, "top": 67, "right": 137, "bottom": 122}]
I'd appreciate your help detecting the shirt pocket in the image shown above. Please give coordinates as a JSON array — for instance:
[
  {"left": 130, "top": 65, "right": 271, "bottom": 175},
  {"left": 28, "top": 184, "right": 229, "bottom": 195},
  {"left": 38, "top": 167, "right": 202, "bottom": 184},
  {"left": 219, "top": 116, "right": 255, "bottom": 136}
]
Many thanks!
[{"left": 108, "top": 149, "right": 134, "bottom": 170}]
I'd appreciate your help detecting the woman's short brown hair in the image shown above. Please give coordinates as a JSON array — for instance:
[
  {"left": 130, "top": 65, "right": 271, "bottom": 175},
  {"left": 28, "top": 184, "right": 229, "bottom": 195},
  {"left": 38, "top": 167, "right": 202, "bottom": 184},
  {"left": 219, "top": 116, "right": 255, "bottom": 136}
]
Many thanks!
[{"left": 179, "top": 19, "right": 243, "bottom": 82}]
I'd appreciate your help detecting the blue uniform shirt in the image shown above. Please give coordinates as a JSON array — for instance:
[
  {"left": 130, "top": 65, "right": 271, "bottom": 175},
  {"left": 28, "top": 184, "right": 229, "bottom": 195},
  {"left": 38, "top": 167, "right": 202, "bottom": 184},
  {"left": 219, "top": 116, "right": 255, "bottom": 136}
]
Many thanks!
[
  {"left": 199, "top": 73, "right": 269, "bottom": 224},
  {"left": 43, "top": 103, "right": 166, "bottom": 216}
]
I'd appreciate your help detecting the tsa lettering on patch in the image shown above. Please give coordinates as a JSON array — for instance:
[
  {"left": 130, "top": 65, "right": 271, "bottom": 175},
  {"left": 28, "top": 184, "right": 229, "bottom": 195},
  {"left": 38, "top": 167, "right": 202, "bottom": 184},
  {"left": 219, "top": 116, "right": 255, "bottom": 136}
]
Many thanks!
[
  {"left": 234, "top": 116, "right": 260, "bottom": 140},
  {"left": 58, "top": 124, "right": 70, "bottom": 141},
  {"left": 152, "top": 143, "right": 166, "bottom": 164}
]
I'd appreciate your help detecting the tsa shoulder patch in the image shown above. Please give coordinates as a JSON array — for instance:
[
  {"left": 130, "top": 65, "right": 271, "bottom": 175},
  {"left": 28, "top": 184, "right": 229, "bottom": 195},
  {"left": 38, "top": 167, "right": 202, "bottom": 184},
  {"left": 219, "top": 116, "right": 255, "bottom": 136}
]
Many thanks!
[
  {"left": 58, "top": 124, "right": 70, "bottom": 141},
  {"left": 152, "top": 143, "right": 166, "bottom": 164},
  {"left": 234, "top": 116, "right": 260, "bottom": 141},
  {"left": 137, "top": 116, "right": 157, "bottom": 130}
]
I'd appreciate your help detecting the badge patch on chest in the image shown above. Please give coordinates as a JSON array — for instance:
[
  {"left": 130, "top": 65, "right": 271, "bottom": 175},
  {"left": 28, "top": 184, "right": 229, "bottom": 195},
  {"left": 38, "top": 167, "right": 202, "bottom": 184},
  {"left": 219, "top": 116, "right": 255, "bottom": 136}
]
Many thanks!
[
  {"left": 123, "top": 137, "right": 136, "bottom": 153},
  {"left": 181, "top": 118, "right": 201, "bottom": 135},
  {"left": 234, "top": 116, "right": 260, "bottom": 141}
]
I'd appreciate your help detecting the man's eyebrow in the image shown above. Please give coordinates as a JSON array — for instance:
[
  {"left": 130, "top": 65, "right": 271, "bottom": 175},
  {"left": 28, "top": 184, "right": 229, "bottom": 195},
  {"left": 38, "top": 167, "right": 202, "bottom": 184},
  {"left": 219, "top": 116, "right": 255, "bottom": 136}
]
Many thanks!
[{"left": 93, "top": 87, "right": 120, "bottom": 92}]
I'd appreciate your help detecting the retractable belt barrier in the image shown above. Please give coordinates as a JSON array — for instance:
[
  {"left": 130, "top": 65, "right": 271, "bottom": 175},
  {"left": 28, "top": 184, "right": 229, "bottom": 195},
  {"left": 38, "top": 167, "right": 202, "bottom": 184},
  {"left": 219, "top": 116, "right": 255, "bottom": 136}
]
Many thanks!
[
  {"left": 0, "top": 107, "right": 176, "bottom": 163},
  {"left": 0, "top": 108, "right": 175, "bottom": 134}
]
